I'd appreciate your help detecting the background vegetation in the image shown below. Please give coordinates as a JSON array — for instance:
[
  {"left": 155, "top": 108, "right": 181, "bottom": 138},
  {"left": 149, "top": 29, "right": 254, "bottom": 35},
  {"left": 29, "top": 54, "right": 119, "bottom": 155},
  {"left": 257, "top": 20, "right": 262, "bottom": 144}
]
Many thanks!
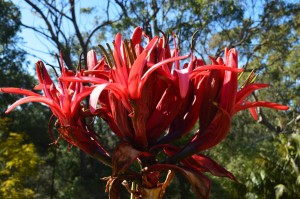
[{"left": 0, "top": 0, "right": 299, "bottom": 198}]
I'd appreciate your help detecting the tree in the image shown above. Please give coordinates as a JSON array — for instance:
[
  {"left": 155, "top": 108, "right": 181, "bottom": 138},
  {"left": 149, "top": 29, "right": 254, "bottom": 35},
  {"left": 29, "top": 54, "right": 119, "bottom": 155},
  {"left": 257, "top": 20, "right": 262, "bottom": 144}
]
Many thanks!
[
  {"left": 0, "top": 118, "right": 41, "bottom": 198},
  {"left": 204, "top": 1, "right": 300, "bottom": 197},
  {"left": 0, "top": 0, "right": 51, "bottom": 152},
  {"left": 0, "top": 0, "right": 34, "bottom": 111},
  {"left": 20, "top": 0, "right": 122, "bottom": 69}
]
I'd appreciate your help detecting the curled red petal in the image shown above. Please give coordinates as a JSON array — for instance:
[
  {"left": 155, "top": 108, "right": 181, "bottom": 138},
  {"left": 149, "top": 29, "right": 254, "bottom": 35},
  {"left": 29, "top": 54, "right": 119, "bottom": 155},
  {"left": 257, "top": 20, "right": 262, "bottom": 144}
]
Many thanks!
[
  {"left": 163, "top": 145, "right": 236, "bottom": 181},
  {"left": 191, "top": 65, "right": 243, "bottom": 77},
  {"left": 234, "top": 101, "right": 289, "bottom": 114},
  {"left": 59, "top": 76, "right": 108, "bottom": 84},
  {"left": 140, "top": 54, "right": 190, "bottom": 96},
  {"left": 183, "top": 154, "right": 236, "bottom": 181},
  {"left": 0, "top": 87, "right": 40, "bottom": 97},
  {"left": 70, "top": 87, "right": 94, "bottom": 117},
  {"left": 236, "top": 83, "right": 269, "bottom": 105},
  {"left": 5, "top": 96, "right": 64, "bottom": 119},
  {"left": 90, "top": 83, "right": 131, "bottom": 113}
]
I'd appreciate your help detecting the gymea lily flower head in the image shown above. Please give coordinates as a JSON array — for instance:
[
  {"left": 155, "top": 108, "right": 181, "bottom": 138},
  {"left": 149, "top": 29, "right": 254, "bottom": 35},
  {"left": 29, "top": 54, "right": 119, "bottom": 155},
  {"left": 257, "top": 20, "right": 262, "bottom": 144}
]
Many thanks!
[
  {"left": 0, "top": 27, "right": 289, "bottom": 198},
  {"left": 0, "top": 58, "right": 110, "bottom": 165}
]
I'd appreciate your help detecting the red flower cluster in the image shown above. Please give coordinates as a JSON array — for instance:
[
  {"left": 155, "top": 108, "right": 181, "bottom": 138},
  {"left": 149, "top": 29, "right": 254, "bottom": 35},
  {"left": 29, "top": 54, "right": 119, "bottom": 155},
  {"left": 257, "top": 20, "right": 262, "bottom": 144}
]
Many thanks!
[{"left": 0, "top": 27, "right": 288, "bottom": 198}]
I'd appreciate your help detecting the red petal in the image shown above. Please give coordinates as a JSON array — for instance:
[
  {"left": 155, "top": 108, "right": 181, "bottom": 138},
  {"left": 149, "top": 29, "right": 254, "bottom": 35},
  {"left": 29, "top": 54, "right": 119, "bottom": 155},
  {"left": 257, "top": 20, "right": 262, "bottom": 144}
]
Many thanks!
[
  {"left": 90, "top": 83, "right": 131, "bottom": 113},
  {"left": 5, "top": 96, "right": 64, "bottom": 119},
  {"left": 234, "top": 101, "right": 289, "bottom": 113},
  {"left": 87, "top": 50, "right": 98, "bottom": 70},
  {"left": 236, "top": 83, "right": 269, "bottom": 105},
  {"left": 249, "top": 107, "right": 259, "bottom": 120},
  {"left": 197, "top": 109, "right": 231, "bottom": 151},
  {"left": 183, "top": 154, "right": 236, "bottom": 181},
  {"left": 71, "top": 87, "right": 94, "bottom": 117},
  {"left": 163, "top": 145, "right": 236, "bottom": 180},
  {"left": 191, "top": 65, "right": 243, "bottom": 76},
  {"left": 225, "top": 48, "right": 238, "bottom": 68},
  {"left": 130, "top": 99, "right": 149, "bottom": 148},
  {"left": 127, "top": 50, "right": 148, "bottom": 99},
  {"left": 113, "top": 33, "right": 125, "bottom": 68},
  {"left": 35, "top": 61, "right": 53, "bottom": 85},
  {"left": 59, "top": 126, "right": 111, "bottom": 166},
  {"left": 33, "top": 84, "right": 51, "bottom": 90},
  {"left": 160, "top": 77, "right": 206, "bottom": 143},
  {"left": 146, "top": 87, "right": 183, "bottom": 142},
  {"left": 199, "top": 70, "right": 222, "bottom": 131},
  {"left": 139, "top": 54, "right": 190, "bottom": 96},
  {"left": 131, "top": 26, "right": 143, "bottom": 47},
  {"left": 59, "top": 76, "right": 108, "bottom": 84},
  {"left": 83, "top": 70, "right": 110, "bottom": 78},
  {"left": 174, "top": 68, "right": 190, "bottom": 98},
  {"left": 145, "top": 36, "right": 159, "bottom": 63},
  {"left": 0, "top": 87, "right": 40, "bottom": 97},
  {"left": 169, "top": 109, "right": 231, "bottom": 163},
  {"left": 220, "top": 49, "right": 238, "bottom": 112}
]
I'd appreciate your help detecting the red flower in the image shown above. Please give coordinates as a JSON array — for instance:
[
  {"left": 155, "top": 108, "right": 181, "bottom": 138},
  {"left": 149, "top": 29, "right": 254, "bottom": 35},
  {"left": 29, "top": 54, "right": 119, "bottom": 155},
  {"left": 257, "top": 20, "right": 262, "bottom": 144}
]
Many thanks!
[
  {"left": 1, "top": 27, "right": 289, "bottom": 198},
  {"left": 86, "top": 27, "right": 191, "bottom": 150},
  {"left": 0, "top": 60, "right": 110, "bottom": 165},
  {"left": 168, "top": 48, "right": 289, "bottom": 163}
]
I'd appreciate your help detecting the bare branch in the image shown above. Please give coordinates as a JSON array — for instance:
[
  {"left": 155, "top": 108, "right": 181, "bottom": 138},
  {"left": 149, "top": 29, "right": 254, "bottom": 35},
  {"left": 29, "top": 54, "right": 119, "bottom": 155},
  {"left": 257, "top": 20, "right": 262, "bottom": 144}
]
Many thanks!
[
  {"left": 69, "top": 0, "right": 84, "bottom": 48},
  {"left": 86, "top": 18, "right": 121, "bottom": 47},
  {"left": 21, "top": 22, "right": 52, "bottom": 41},
  {"left": 43, "top": 0, "right": 73, "bottom": 21},
  {"left": 252, "top": 93, "right": 281, "bottom": 133},
  {"left": 114, "top": 0, "right": 138, "bottom": 27},
  {"left": 24, "top": 0, "right": 60, "bottom": 48}
]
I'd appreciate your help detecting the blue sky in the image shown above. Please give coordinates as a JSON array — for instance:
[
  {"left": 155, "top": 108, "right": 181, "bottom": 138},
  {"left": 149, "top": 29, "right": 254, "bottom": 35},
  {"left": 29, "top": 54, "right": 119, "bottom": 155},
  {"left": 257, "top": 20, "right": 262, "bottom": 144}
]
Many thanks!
[
  {"left": 13, "top": 0, "right": 261, "bottom": 70},
  {"left": 12, "top": 0, "right": 289, "bottom": 73},
  {"left": 12, "top": 0, "right": 112, "bottom": 72}
]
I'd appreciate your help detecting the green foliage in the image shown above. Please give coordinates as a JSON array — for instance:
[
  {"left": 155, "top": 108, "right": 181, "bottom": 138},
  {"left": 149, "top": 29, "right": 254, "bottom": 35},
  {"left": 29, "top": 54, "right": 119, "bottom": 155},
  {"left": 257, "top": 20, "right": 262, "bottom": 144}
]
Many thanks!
[
  {"left": 0, "top": 118, "right": 41, "bottom": 198},
  {"left": 80, "top": 7, "right": 95, "bottom": 14},
  {"left": 0, "top": 0, "right": 35, "bottom": 112},
  {"left": 0, "top": 1, "right": 21, "bottom": 44},
  {"left": 35, "top": 144, "right": 111, "bottom": 199},
  {"left": 248, "top": 133, "right": 300, "bottom": 199},
  {"left": 207, "top": 113, "right": 300, "bottom": 199}
]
